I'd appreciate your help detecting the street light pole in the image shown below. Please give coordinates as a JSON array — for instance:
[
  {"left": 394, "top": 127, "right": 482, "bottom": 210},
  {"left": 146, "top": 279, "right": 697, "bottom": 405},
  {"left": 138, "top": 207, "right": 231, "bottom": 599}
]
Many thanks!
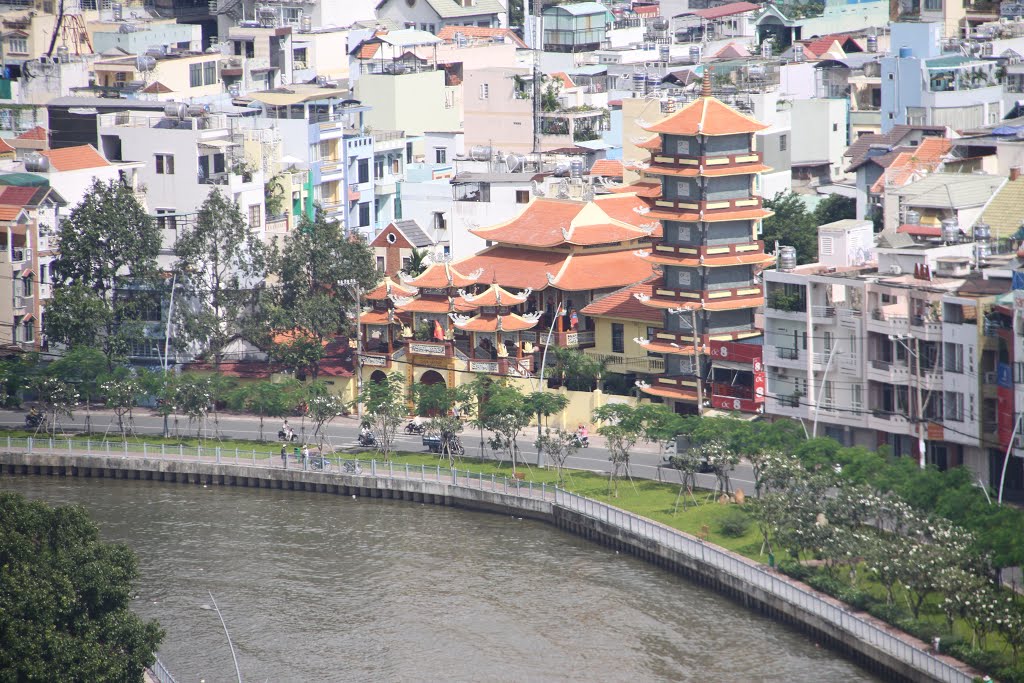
[
  {"left": 890, "top": 333, "right": 927, "bottom": 469},
  {"left": 340, "top": 279, "right": 364, "bottom": 421},
  {"left": 811, "top": 342, "right": 840, "bottom": 439},
  {"left": 998, "top": 411, "right": 1022, "bottom": 505},
  {"left": 535, "top": 305, "right": 564, "bottom": 467}
]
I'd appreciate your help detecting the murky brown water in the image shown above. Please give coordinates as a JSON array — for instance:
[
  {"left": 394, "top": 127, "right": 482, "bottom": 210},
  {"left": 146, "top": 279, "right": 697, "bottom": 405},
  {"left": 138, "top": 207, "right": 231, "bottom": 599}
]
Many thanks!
[{"left": 2, "top": 476, "right": 877, "bottom": 682}]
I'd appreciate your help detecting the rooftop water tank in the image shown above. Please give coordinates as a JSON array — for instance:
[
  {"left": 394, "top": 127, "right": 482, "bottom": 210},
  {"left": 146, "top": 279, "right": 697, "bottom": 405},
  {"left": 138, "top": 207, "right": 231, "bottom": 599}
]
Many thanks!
[
  {"left": 905, "top": 209, "right": 921, "bottom": 225},
  {"left": 659, "top": 43, "right": 670, "bottom": 63},
  {"left": 651, "top": 17, "right": 669, "bottom": 31},
  {"left": 760, "top": 40, "right": 772, "bottom": 59},
  {"left": 300, "top": 15, "right": 312, "bottom": 32},
  {"left": 187, "top": 104, "right": 210, "bottom": 117},
  {"left": 976, "top": 241, "right": 991, "bottom": 264},
  {"left": 505, "top": 153, "right": 525, "bottom": 173},
  {"left": 632, "top": 70, "right": 646, "bottom": 93},
  {"left": 164, "top": 102, "right": 187, "bottom": 119},
  {"left": 898, "top": 45, "right": 913, "bottom": 58},
  {"left": 570, "top": 158, "right": 584, "bottom": 178},
  {"left": 469, "top": 145, "right": 492, "bottom": 161},
  {"left": 974, "top": 221, "right": 991, "bottom": 242},
  {"left": 689, "top": 44, "right": 701, "bottom": 63},
  {"left": 779, "top": 245, "right": 797, "bottom": 271},
  {"left": 867, "top": 35, "right": 878, "bottom": 53},
  {"left": 941, "top": 217, "right": 959, "bottom": 243},
  {"left": 24, "top": 153, "right": 48, "bottom": 173},
  {"left": 136, "top": 55, "right": 156, "bottom": 73}
]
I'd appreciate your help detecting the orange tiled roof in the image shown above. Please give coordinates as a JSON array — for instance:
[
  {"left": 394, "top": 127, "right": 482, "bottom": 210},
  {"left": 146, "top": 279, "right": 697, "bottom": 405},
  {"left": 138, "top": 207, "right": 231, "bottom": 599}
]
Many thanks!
[
  {"left": 644, "top": 96, "right": 769, "bottom": 136},
  {"left": 645, "top": 163, "right": 772, "bottom": 178},
  {"left": 17, "top": 126, "right": 46, "bottom": 141},
  {"left": 645, "top": 207, "right": 773, "bottom": 223},
  {"left": 450, "top": 312, "right": 539, "bottom": 333},
  {"left": 593, "top": 193, "right": 661, "bottom": 235},
  {"left": 436, "top": 25, "right": 527, "bottom": 48},
  {"left": 609, "top": 179, "right": 659, "bottom": 194},
  {"left": 404, "top": 261, "right": 480, "bottom": 289},
  {"left": 396, "top": 296, "right": 475, "bottom": 314},
  {"left": 456, "top": 245, "right": 653, "bottom": 292},
  {"left": 40, "top": 145, "right": 109, "bottom": 172},
  {"left": 704, "top": 296, "right": 764, "bottom": 311},
  {"left": 644, "top": 251, "right": 775, "bottom": 268},
  {"left": 0, "top": 138, "right": 15, "bottom": 155},
  {"left": 471, "top": 198, "right": 649, "bottom": 248},
  {"left": 359, "top": 309, "right": 395, "bottom": 325},
  {"left": 365, "top": 277, "right": 418, "bottom": 301},
  {"left": 636, "top": 135, "right": 662, "bottom": 150},
  {"left": 551, "top": 71, "right": 575, "bottom": 89},
  {"left": 590, "top": 158, "right": 624, "bottom": 177},
  {"left": 141, "top": 81, "right": 173, "bottom": 94},
  {"left": 641, "top": 339, "right": 698, "bottom": 355},
  {"left": 0, "top": 205, "right": 25, "bottom": 221},
  {"left": 868, "top": 137, "right": 951, "bottom": 193},
  {"left": 580, "top": 276, "right": 663, "bottom": 323},
  {"left": 458, "top": 283, "right": 529, "bottom": 308}
]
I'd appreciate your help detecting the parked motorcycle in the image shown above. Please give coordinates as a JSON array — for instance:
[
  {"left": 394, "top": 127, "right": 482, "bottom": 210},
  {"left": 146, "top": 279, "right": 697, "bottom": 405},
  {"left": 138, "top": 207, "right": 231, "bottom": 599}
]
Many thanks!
[
  {"left": 357, "top": 431, "right": 376, "bottom": 447},
  {"left": 404, "top": 421, "right": 426, "bottom": 435}
]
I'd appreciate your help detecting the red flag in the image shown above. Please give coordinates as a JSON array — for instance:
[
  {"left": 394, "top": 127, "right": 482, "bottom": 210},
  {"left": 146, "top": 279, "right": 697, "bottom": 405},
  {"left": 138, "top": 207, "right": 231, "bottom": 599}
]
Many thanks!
[{"left": 433, "top": 320, "right": 445, "bottom": 340}]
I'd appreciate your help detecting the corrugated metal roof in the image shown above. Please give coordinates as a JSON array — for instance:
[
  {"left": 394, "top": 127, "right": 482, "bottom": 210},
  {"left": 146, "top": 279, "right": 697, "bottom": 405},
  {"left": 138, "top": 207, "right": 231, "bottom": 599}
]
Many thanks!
[
  {"left": 425, "top": 0, "right": 505, "bottom": 19},
  {"left": 891, "top": 173, "right": 1006, "bottom": 209},
  {"left": 981, "top": 177, "right": 1024, "bottom": 239}
]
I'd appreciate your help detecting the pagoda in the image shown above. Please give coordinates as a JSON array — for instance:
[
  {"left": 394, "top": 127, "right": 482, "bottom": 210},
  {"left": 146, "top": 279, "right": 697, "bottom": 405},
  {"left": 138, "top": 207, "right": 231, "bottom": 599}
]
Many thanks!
[{"left": 633, "top": 78, "right": 775, "bottom": 414}]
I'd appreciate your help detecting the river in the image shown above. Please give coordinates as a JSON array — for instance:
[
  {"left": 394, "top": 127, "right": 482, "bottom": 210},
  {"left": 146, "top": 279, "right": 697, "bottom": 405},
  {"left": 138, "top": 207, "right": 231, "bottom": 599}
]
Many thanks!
[{"left": 2, "top": 476, "right": 877, "bottom": 682}]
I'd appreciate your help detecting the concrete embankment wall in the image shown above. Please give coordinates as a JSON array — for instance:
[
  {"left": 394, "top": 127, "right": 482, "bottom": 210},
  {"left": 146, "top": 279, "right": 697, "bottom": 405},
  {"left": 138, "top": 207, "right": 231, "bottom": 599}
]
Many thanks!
[{"left": 0, "top": 452, "right": 973, "bottom": 683}]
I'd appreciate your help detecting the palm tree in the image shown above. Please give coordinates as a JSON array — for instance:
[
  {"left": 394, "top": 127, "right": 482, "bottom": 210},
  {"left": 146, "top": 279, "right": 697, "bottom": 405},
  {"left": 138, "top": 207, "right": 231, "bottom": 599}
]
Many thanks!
[{"left": 404, "top": 248, "right": 429, "bottom": 277}]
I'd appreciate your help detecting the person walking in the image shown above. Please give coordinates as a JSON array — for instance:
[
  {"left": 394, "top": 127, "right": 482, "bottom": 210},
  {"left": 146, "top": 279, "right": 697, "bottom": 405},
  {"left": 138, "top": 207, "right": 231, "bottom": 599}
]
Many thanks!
[
  {"left": 302, "top": 444, "right": 310, "bottom": 471},
  {"left": 281, "top": 443, "right": 287, "bottom": 469}
]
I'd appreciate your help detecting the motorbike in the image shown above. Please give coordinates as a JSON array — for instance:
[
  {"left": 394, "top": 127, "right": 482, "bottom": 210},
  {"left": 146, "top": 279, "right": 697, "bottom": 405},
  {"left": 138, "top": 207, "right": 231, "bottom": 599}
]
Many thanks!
[
  {"left": 404, "top": 421, "right": 426, "bottom": 435},
  {"left": 573, "top": 433, "right": 590, "bottom": 448},
  {"left": 25, "top": 412, "right": 44, "bottom": 429},
  {"left": 309, "top": 455, "right": 331, "bottom": 471},
  {"left": 357, "top": 431, "right": 376, "bottom": 447},
  {"left": 277, "top": 429, "right": 298, "bottom": 442}
]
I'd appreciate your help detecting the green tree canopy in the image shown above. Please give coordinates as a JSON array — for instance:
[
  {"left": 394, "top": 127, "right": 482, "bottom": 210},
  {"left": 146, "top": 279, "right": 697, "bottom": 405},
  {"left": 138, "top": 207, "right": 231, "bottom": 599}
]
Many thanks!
[
  {"left": 761, "top": 192, "right": 817, "bottom": 265},
  {"left": 0, "top": 493, "right": 163, "bottom": 681}
]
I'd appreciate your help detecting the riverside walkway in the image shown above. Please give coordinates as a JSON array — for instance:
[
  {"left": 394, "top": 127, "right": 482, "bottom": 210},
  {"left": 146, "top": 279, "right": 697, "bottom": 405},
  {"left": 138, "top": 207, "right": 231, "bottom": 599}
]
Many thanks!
[{"left": 0, "top": 437, "right": 979, "bottom": 683}]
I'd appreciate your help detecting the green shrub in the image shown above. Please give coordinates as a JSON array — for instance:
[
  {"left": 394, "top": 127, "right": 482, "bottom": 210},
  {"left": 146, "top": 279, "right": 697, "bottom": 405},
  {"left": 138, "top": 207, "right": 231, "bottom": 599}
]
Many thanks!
[
  {"left": 996, "top": 665, "right": 1024, "bottom": 683},
  {"left": 944, "top": 643, "right": 1005, "bottom": 673},
  {"left": 717, "top": 507, "right": 752, "bottom": 537},
  {"left": 895, "top": 618, "right": 945, "bottom": 644},
  {"left": 806, "top": 573, "right": 844, "bottom": 597},
  {"left": 867, "top": 602, "right": 909, "bottom": 625},
  {"left": 837, "top": 587, "right": 873, "bottom": 611},
  {"left": 778, "top": 561, "right": 814, "bottom": 581}
]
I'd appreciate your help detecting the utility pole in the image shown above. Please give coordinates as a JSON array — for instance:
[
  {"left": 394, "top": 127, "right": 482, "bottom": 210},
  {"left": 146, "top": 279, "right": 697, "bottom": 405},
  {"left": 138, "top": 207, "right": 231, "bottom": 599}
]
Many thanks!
[
  {"left": 535, "top": 305, "right": 564, "bottom": 467},
  {"left": 340, "top": 279, "right": 364, "bottom": 420},
  {"left": 890, "top": 333, "right": 927, "bottom": 469},
  {"left": 998, "top": 412, "right": 1022, "bottom": 504}
]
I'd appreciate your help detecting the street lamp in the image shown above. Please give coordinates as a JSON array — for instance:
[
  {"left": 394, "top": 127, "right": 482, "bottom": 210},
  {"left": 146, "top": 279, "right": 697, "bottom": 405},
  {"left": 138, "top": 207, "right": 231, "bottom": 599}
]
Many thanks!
[
  {"left": 534, "top": 304, "right": 565, "bottom": 467},
  {"left": 889, "top": 333, "right": 927, "bottom": 469},
  {"left": 811, "top": 343, "right": 841, "bottom": 439},
  {"left": 339, "top": 278, "right": 364, "bottom": 420}
]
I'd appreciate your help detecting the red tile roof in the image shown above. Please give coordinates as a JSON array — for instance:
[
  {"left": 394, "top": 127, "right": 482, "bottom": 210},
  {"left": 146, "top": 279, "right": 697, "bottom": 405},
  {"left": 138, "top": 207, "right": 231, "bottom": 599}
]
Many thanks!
[
  {"left": 17, "top": 126, "right": 46, "bottom": 141},
  {"left": 0, "top": 138, "right": 15, "bottom": 155},
  {"left": 141, "top": 81, "right": 173, "bottom": 94},
  {"left": 358, "top": 42, "right": 380, "bottom": 59},
  {"left": 868, "top": 137, "right": 951, "bottom": 193},
  {"left": 689, "top": 1, "right": 759, "bottom": 19},
  {"left": 40, "top": 145, "right": 109, "bottom": 172},
  {"left": 805, "top": 34, "right": 864, "bottom": 57},
  {"left": 0, "top": 205, "right": 25, "bottom": 221},
  {"left": 897, "top": 223, "right": 942, "bottom": 237},
  {"left": 405, "top": 262, "right": 480, "bottom": 289},
  {"left": 0, "top": 186, "right": 40, "bottom": 207},
  {"left": 365, "top": 277, "right": 418, "bottom": 301},
  {"left": 644, "top": 251, "right": 775, "bottom": 268},
  {"left": 436, "top": 25, "right": 527, "bottom": 48},
  {"left": 713, "top": 42, "right": 751, "bottom": 59},
  {"left": 551, "top": 71, "right": 575, "bottom": 89},
  {"left": 644, "top": 96, "right": 768, "bottom": 136},
  {"left": 549, "top": 249, "right": 654, "bottom": 291},
  {"left": 594, "top": 193, "right": 660, "bottom": 234},
  {"left": 471, "top": 198, "right": 648, "bottom": 248},
  {"left": 459, "top": 283, "right": 529, "bottom": 308},
  {"left": 451, "top": 312, "right": 538, "bottom": 333},
  {"left": 590, "top": 158, "right": 624, "bottom": 177},
  {"left": 457, "top": 245, "right": 653, "bottom": 292},
  {"left": 580, "top": 277, "right": 663, "bottom": 322}
]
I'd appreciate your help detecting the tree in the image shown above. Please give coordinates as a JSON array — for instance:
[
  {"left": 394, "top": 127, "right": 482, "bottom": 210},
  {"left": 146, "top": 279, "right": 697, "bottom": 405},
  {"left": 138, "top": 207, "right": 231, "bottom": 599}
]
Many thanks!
[
  {"left": 173, "top": 375, "right": 212, "bottom": 439},
  {"left": 549, "top": 347, "right": 605, "bottom": 391},
  {"left": 403, "top": 247, "right": 429, "bottom": 277},
  {"left": 173, "top": 188, "right": 265, "bottom": 368},
  {"left": 812, "top": 193, "right": 856, "bottom": 226},
  {"left": 260, "top": 209, "right": 378, "bottom": 378},
  {"left": 229, "top": 381, "right": 294, "bottom": 441},
  {"left": 50, "top": 179, "right": 161, "bottom": 364},
  {"left": 43, "top": 284, "right": 112, "bottom": 351},
  {"left": 355, "top": 372, "right": 406, "bottom": 461},
  {"left": 524, "top": 390, "right": 570, "bottom": 465},
  {"left": 414, "top": 383, "right": 475, "bottom": 464},
  {"left": 473, "top": 381, "right": 533, "bottom": 472},
  {"left": 33, "top": 376, "right": 79, "bottom": 437},
  {"left": 101, "top": 377, "right": 142, "bottom": 439},
  {"left": 304, "top": 384, "right": 346, "bottom": 451},
  {"left": 761, "top": 192, "right": 818, "bottom": 265},
  {"left": 0, "top": 493, "right": 164, "bottom": 681},
  {"left": 535, "top": 428, "right": 579, "bottom": 487},
  {"left": 593, "top": 403, "right": 646, "bottom": 497}
]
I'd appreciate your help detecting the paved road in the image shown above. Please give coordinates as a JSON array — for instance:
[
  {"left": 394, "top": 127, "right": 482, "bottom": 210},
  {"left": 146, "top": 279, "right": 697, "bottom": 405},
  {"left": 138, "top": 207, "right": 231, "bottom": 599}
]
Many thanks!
[{"left": 0, "top": 408, "right": 758, "bottom": 494}]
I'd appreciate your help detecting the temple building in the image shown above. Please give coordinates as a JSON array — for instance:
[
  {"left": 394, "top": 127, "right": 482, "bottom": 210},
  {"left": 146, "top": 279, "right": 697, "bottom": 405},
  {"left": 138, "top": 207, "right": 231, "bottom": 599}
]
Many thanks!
[
  {"left": 356, "top": 192, "right": 658, "bottom": 391},
  {"left": 633, "top": 79, "right": 775, "bottom": 415}
]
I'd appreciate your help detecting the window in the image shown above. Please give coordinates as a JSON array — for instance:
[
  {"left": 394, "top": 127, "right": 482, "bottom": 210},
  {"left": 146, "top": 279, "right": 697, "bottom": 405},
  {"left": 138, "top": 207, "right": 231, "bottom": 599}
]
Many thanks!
[
  {"left": 374, "top": 159, "right": 385, "bottom": 180},
  {"left": 213, "top": 153, "right": 225, "bottom": 174},
  {"left": 20, "top": 274, "right": 32, "bottom": 297},
  {"left": 944, "top": 391, "right": 964, "bottom": 421},
  {"left": 402, "top": 257, "right": 411, "bottom": 271},
  {"left": 319, "top": 140, "right": 331, "bottom": 160},
  {"left": 155, "top": 154, "right": 174, "bottom": 175},
  {"left": 434, "top": 147, "right": 447, "bottom": 164},
  {"left": 376, "top": 256, "right": 385, "bottom": 272},
  {"left": 293, "top": 46, "right": 307, "bottom": 67},
  {"left": 832, "top": 123, "right": 838, "bottom": 132},
  {"left": 203, "top": 60, "right": 216, "bottom": 85},
  {"left": 156, "top": 209, "right": 177, "bottom": 232},
  {"left": 392, "top": 157, "right": 400, "bottom": 174},
  {"left": 18, "top": 317, "right": 33, "bottom": 343},
  {"left": 8, "top": 37, "right": 27, "bottom": 54},
  {"left": 479, "top": 83, "right": 490, "bottom": 99},
  {"left": 406, "top": 142, "right": 413, "bottom": 164},
  {"left": 433, "top": 211, "right": 447, "bottom": 230},
  {"left": 283, "top": 7, "right": 302, "bottom": 25},
  {"left": 358, "top": 202, "right": 370, "bottom": 226},
  {"left": 248, "top": 204, "right": 262, "bottom": 227},
  {"left": 611, "top": 323, "right": 624, "bottom": 354},
  {"left": 190, "top": 63, "right": 203, "bottom": 88},
  {"left": 779, "top": 135, "right": 787, "bottom": 152},
  {"left": 358, "top": 159, "right": 370, "bottom": 184},
  {"left": 515, "top": 190, "right": 530, "bottom": 204},
  {"left": 924, "top": 0, "right": 941, "bottom": 9}
]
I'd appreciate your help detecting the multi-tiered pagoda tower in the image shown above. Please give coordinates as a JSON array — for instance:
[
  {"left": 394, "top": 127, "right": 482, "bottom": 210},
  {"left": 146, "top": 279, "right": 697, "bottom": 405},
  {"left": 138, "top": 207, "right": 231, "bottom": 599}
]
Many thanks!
[{"left": 635, "top": 80, "right": 775, "bottom": 414}]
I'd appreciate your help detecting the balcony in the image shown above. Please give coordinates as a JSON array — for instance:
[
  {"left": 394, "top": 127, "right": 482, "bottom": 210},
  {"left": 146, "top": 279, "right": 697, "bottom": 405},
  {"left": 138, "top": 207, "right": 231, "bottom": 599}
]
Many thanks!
[
  {"left": 775, "top": 394, "right": 801, "bottom": 409},
  {"left": 554, "top": 330, "right": 595, "bottom": 349},
  {"left": 467, "top": 356, "right": 533, "bottom": 378},
  {"left": 592, "top": 353, "right": 665, "bottom": 374},
  {"left": 774, "top": 346, "right": 799, "bottom": 361},
  {"left": 13, "top": 294, "right": 31, "bottom": 310},
  {"left": 910, "top": 314, "right": 943, "bottom": 339},
  {"left": 867, "top": 309, "right": 910, "bottom": 335},
  {"left": 11, "top": 247, "right": 31, "bottom": 263},
  {"left": 811, "top": 305, "right": 836, "bottom": 320},
  {"left": 652, "top": 195, "right": 763, "bottom": 215},
  {"left": 867, "top": 358, "right": 911, "bottom": 384},
  {"left": 650, "top": 240, "right": 764, "bottom": 259},
  {"left": 650, "top": 150, "right": 763, "bottom": 169}
]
